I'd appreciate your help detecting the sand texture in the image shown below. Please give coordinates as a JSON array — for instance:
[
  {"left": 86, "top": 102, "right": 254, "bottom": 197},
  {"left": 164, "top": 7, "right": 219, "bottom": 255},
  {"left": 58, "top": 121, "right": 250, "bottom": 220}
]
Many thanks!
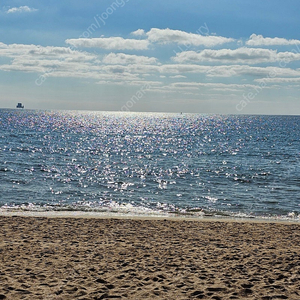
[{"left": 0, "top": 216, "right": 300, "bottom": 300}]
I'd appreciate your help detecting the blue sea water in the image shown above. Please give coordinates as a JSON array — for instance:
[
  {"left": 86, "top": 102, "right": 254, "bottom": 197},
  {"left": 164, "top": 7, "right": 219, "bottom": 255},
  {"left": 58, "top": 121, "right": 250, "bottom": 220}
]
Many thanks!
[{"left": 0, "top": 109, "right": 299, "bottom": 220}]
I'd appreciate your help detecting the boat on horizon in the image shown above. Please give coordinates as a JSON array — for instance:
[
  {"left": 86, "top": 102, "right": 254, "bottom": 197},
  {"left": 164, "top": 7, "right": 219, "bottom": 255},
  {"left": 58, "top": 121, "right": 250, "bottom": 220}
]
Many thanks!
[{"left": 16, "top": 103, "right": 24, "bottom": 109}]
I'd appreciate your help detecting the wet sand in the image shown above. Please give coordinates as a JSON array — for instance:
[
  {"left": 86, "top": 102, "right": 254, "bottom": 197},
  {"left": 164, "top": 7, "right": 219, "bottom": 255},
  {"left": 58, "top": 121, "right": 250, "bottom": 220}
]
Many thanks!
[{"left": 0, "top": 215, "right": 299, "bottom": 299}]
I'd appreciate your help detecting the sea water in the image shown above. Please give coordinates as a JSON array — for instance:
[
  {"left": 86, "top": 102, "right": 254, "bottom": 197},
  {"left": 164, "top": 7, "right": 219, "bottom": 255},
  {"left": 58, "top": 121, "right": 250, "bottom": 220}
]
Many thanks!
[{"left": 0, "top": 109, "right": 299, "bottom": 220}]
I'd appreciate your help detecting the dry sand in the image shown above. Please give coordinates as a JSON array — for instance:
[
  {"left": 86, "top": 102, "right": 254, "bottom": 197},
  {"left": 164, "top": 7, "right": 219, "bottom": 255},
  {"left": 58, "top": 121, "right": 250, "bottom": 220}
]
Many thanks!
[{"left": 0, "top": 215, "right": 299, "bottom": 300}]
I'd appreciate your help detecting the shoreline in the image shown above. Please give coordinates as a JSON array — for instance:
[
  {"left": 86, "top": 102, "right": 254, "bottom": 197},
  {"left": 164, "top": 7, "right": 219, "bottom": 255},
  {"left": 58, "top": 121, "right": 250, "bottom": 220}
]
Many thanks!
[{"left": 0, "top": 210, "right": 299, "bottom": 224}]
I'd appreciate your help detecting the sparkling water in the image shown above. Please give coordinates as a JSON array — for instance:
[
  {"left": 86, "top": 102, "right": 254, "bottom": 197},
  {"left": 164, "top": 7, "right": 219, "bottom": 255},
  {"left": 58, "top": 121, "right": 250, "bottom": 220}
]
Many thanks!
[{"left": 0, "top": 109, "right": 299, "bottom": 220}]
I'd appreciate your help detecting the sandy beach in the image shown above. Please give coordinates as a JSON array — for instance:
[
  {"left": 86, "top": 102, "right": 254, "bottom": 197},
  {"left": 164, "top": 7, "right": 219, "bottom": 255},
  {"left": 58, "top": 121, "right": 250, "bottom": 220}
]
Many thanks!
[{"left": 0, "top": 215, "right": 299, "bottom": 299}]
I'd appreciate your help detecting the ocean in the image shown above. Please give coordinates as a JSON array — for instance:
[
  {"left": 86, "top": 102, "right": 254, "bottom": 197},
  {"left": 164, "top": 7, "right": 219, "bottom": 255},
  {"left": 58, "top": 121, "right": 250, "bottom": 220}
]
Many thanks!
[{"left": 0, "top": 109, "right": 299, "bottom": 220}]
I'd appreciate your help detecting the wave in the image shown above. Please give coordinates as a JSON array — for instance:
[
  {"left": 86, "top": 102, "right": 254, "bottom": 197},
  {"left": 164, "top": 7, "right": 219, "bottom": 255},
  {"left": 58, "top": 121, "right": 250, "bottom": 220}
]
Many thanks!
[{"left": 1, "top": 202, "right": 299, "bottom": 222}]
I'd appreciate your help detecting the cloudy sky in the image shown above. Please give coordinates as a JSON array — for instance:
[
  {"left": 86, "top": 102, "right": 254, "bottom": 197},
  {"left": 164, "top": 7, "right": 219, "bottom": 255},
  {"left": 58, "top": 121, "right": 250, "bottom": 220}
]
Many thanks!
[{"left": 1, "top": 0, "right": 300, "bottom": 114}]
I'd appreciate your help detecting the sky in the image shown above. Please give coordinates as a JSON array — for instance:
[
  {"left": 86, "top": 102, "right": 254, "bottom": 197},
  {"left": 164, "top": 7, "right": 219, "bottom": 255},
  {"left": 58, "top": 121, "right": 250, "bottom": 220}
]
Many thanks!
[{"left": 1, "top": 0, "right": 300, "bottom": 114}]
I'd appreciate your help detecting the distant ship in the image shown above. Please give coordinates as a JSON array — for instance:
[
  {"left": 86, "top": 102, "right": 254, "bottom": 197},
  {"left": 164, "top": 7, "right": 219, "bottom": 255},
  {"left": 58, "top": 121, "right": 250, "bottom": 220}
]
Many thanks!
[{"left": 16, "top": 103, "right": 24, "bottom": 109}]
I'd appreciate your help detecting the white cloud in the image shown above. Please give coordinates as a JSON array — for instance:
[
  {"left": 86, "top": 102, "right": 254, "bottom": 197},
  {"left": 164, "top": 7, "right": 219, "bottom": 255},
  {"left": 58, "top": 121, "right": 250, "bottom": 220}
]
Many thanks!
[
  {"left": 98, "top": 63, "right": 208, "bottom": 76},
  {"left": 65, "top": 37, "right": 149, "bottom": 50},
  {"left": 205, "top": 65, "right": 300, "bottom": 78},
  {"left": 6, "top": 6, "right": 38, "bottom": 14},
  {"left": 255, "top": 77, "right": 300, "bottom": 83},
  {"left": 149, "top": 81, "right": 259, "bottom": 94},
  {"left": 66, "top": 28, "right": 233, "bottom": 50},
  {"left": 102, "top": 64, "right": 159, "bottom": 75},
  {"left": 0, "top": 42, "right": 101, "bottom": 79},
  {"left": 159, "top": 64, "right": 209, "bottom": 74},
  {"left": 102, "top": 53, "right": 157, "bottom": 65},
  {"left": 2, "top": 42, "right": 300, "bottom": 86},
  {"left": 173, "top": 48, "right": 300, "bottom": 64},
  {"left": 2, "top": 32, "right": 300, "bottom": 92},
  {"left": 246, "top": 34, "right": 300, "bottom": 46},
  {"left": 0, "top": 42, "right": 95, "bottom": 61},
  {"left": 170, "top": 75, "right": 187, "bottom": 79},
  {"left": 131, "top": 29, "right": 146, "bottom": 36},
  {"left": 168, "top": 82, "right": 256, "bottom": 90},
  {"left": 97, "top": 80, "right": 161, "bottom": 86},
  {"left": 146, "top": 28, "right": 234, "bottom": 47}
]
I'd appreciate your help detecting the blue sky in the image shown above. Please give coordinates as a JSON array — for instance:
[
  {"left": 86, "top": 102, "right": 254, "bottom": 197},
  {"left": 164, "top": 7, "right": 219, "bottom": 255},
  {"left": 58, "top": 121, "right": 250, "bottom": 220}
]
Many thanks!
[{"left": 1, "top": 0, "right": 300, "bottom": 114}]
